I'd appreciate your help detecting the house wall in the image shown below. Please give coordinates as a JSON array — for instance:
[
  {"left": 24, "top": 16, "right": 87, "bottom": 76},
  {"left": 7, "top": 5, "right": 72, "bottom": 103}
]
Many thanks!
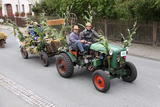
[
  {"left": 1, "top": 0, "right": 38, "bottom": 17},
  {"left": 0, "top": 0, "right": 2, "bottom": 16}
]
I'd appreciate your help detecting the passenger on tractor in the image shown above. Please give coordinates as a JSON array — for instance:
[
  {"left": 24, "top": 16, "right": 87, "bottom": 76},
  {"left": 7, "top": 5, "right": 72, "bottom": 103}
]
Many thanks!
[
  {"left": 69, "top": 25, "right": 89, "bottom": 55},
  {"left": 80, "top": 22, "right": 100, "bottom": 43}
]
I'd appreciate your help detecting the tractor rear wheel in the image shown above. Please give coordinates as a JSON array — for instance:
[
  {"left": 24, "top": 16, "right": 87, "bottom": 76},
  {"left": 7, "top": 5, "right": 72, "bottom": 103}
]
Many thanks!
[
  {"left": 40, "top": 51, "right": 49, "bottom": 67},
  {"left": 92, "top": 70, "right": 110, "bottom": 93},
  {"left": 56, "top": 53, "right": 74, "bottom": 78},
  {"left": 122, "top": 62, "right": 137, "bottom": 82},
  {"left": 20, "top": 46, "right": 28, "bottom": 59}
]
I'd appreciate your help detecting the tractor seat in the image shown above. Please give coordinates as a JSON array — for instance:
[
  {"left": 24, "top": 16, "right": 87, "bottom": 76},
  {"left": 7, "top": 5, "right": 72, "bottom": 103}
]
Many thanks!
[
  {"left": 68, "top": 45, "right": 79, "bottom": 56},
  {"left": 69, "top": 50, "right": 78, "bottom": 56}
]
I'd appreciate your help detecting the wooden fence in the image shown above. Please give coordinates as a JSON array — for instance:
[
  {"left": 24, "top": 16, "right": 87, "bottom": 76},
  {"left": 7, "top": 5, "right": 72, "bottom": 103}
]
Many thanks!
[
  {"left": 93, "top": 19, "right": 160, "bottom": 46},
  {"left": 0, "top": 16, "right": 26, "bottom": 27}
]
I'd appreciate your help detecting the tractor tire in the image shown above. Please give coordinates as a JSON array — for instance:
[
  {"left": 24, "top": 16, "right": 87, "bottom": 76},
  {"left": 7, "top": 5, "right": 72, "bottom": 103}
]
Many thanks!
[
  {"left": 20, "top": 47, "right": 28, "bottom": 59},
  {"left": 0, "top": 39, "right": 5, "bottom": 48},
  {"left": 40, "top": 51, "right": 49, "bottom": 67},
  {"left": 56, "top": 53, "right": 74, "bottom": 78},
  {"left": 92, "top": 70, "right": 110, "bottom": 93},
  {"left": 122, "top": 62, "right": 137, "bottom": 82}
]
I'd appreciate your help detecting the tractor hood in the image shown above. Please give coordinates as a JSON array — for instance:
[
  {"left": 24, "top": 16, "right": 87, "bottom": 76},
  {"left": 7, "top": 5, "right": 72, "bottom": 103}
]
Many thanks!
[
  {"left": 90, "top": 43, "right": 126, "bottom": 54},
  {"left": 90, "top": 43, "right": 107, "bottom": 54},
  {"left": 109, "top": 44, "right": 126, "bottom": 53}
]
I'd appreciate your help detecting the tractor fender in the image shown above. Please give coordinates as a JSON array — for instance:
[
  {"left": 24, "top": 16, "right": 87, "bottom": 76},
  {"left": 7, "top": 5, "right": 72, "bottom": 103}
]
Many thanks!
[{"left": 60, "top": 51, "right": 77, "bottom": 63}]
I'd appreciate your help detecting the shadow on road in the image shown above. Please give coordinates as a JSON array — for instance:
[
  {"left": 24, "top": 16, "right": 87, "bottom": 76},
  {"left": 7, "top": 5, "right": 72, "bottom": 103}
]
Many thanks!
[
  {"left": 23, "top": 55, "right": 56, "bottom": 66},
  {"left": 73, "top": 67, "right": 92, "bottom": 79}
]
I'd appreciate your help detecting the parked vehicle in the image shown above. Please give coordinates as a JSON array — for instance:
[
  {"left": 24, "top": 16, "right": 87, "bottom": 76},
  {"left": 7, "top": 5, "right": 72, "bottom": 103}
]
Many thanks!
[{"left": 0, "top": 32, "right": 7, "bottom": 48}]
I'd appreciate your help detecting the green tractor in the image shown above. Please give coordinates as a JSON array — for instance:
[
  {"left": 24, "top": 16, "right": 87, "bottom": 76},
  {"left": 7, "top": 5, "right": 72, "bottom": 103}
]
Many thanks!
[{"left": 56, "top": 37, "right": 137, "bottom": 93}]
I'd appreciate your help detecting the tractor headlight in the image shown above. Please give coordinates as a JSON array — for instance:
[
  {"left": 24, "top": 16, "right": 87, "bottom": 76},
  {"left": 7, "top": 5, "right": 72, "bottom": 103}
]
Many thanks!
[
  {"left": 126, "top": 47, "right": 129, "bottom": 54},
  {"left": 109, "top": 49, "right": 113, "bottom": 55}
]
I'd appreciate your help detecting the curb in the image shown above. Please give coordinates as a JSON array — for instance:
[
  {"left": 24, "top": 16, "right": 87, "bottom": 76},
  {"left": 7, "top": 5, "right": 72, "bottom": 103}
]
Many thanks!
[{"left": 129, "top": 53, "right": 160, "bottom": 62}]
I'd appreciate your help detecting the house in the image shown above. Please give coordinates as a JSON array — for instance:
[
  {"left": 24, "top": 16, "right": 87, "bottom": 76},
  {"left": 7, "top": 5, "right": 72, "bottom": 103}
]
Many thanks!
[
  {"left": 0, "top": 0, "right": 2, "bottom": 16},
  {"left": 0, "top": 0, "right": 41, "bottom": 17}
]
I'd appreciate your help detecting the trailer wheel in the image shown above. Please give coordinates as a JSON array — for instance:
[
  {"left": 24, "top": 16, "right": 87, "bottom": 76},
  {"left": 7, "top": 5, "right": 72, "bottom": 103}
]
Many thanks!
[
  {"left": 92, "top": 70, "right": 110, "bottom": 93},
  {"left": 20, "top": 46, "right": 28, "bottom": 59},
  {"left": 40, "top": 51, "right": 49, "bottom": 67},
  {"left": 56, "top": 53, "right": 74, "bottom": 78}
]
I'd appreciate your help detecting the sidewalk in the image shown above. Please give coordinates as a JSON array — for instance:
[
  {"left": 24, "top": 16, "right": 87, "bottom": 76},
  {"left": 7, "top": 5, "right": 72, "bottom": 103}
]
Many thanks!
[
  {"left": 0, "top": 24, "right": 160, "bottom": 61},
  {"left": 111, "top": 41, "right": 160, "bottom": 61}
]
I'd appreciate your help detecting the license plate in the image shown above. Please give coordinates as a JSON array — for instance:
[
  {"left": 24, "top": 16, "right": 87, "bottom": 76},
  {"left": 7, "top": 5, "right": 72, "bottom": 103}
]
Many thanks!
[{"left": 121, "top": 51, "right": 126, "bottom": 57}]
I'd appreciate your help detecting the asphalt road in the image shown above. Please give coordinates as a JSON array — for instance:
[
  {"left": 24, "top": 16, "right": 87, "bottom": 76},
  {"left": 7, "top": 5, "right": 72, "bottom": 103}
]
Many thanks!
[
  {"left": 0, "top": 86, "right": 31, "bottom": 107},
  {"left": 0, "top": 29, "right": 160, "bottom": 107}
]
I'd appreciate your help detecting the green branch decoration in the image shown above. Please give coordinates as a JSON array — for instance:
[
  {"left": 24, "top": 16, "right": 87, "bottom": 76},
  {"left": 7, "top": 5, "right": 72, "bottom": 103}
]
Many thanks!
[
  {"left": 98, "top": 36, "right": 111, "bottom": 53},
  {"left": 121, "top": 21, "right": 137, "bottom": 48},
  {"left": 78, "top": 23, "right": 85, "bottom": 29},
  {"left": 83, "top": 5, "right": 95, "bottom": 23},
  {"left": 6, "top": 19, "right": 25, "bottom": 42},
  {"left": 98, "top": 35, "right": 111, "bottom": 69}
]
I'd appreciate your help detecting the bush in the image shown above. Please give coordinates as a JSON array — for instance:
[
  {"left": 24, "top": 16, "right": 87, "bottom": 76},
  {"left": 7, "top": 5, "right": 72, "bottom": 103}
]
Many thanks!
[
  {"left": 32, "top": 3, "right": 43, "bottom": 16},
  {"left": 32, "top": 0, "right": 160, "bottom": 21}
]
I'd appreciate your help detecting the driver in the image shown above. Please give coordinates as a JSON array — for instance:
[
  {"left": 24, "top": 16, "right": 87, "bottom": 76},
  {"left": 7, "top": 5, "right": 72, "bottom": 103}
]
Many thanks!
[{"left": 80, "top": 22, "right": 100, "bottom": 44}]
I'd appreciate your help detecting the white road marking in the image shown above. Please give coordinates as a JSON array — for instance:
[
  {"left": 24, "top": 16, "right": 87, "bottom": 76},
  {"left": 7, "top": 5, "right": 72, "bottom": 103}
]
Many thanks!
[{"left": 0, "top": 73, "right": 55, "bottom": 107}]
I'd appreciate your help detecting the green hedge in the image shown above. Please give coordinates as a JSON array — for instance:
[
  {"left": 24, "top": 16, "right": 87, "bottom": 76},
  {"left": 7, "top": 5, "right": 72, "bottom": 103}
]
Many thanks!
[{"left": 32, "top": 0, "right": 160, "bottom": 21}]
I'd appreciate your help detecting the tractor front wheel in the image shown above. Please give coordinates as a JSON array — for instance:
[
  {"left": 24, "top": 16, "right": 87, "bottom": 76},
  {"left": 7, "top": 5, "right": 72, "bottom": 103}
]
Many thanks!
[
  {"left": 122, "top": 62, "right": 137, "bottom": 82},
  {"left": 92, "top": 70, "right": 110, "bottom": 93},
  {"left": 56, "top": 53, "right": 74, "bottom": 78},
  {"left": 20, "top": 46, "right": 28, "bottom": 59},
  {"left": 40, "top": 51, "right": 49, "bottom": 67}
]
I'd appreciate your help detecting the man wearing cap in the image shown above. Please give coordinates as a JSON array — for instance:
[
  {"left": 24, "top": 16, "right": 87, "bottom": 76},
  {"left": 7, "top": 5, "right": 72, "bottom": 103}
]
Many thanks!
[
  {"left": 69, "top": 25, "right": 89, "bottom": 54},
  {"left": 80, "top": 22, "right": 100, "bottom": 43}
]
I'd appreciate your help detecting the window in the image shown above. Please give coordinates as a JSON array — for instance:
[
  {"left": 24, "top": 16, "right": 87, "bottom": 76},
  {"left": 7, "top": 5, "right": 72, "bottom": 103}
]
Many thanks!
[
  {"left": 29, "top": 4, "right": 32, "bottom": 13},
  {"left": 6, "top": 4, "right": 13, "bottom": 16},
  {"left": 16, "top": 4, "right": 18, "bottom": 12},
  {"left": 22, "top": 4, "right": 24, "bottom": 12}
]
